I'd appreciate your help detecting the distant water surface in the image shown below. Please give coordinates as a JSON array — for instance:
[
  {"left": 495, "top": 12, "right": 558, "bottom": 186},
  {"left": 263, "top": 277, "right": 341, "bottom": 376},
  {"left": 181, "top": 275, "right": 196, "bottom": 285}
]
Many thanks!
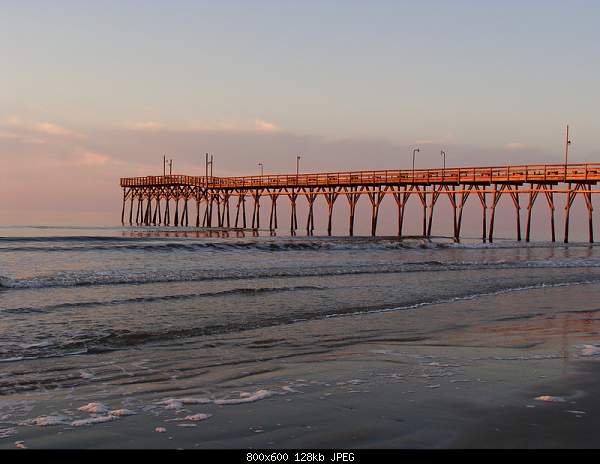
[{"left": 1, "top": 225, "right": 600, "bottom": 364}]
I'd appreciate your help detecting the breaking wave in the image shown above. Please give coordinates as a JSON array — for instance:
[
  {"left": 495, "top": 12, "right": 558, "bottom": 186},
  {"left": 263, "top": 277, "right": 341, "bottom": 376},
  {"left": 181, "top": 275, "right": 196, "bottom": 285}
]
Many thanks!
[
  {"left": 2, "top": 257, "right": 600, "bottom": 290},
  {"left": 0, "top": 236, "right": 452, "bottom": 253},
  {"left": 2, "top": 277, "right": 600, "bottom": 363},
  {"left": 1, "top": 285, "right": 325, "bottom": 314}
]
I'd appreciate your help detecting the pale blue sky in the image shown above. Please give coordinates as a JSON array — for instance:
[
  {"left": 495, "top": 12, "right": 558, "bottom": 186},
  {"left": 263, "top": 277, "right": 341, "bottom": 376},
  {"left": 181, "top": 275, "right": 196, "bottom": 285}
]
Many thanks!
[
  {"left": 2, "top": 0, "right": 599, "bottom": 151},
  {"left": 1, "top": 1, "right": 599, "bottom": 227}
]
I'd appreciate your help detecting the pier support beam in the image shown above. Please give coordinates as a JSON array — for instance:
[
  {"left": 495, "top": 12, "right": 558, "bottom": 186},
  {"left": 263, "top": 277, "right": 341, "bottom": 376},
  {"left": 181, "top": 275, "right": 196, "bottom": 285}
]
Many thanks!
[
  {"left": 324, "top": 187, "right": 340, "bottom": 236},
  {"left": 251, "top": 189, "right": 262, "bottom": 229},
  {"left": 207, "top": 192, "right": 214, "bottom": 227},
  {"left": 304, "top": 188, "right": 317, "bottom": 235},
  {"left": 474, "top": 186, "right": 487, "bottom": 242},
  {"left": 585, "top": 187, "right": 594, "bottom": 243},
  {"left": 508, "top": 187, "right": 522, "bottom": 241},
  {"left": 441, "top": 186, "right": 458, "bottom": 241},
  {"left": 426, "top": 185, "right": 444, "bottom": 237},
  {"left": 394, "top": 186, "right": 414, "bottom": 237},
  {"left": 144, "top": 195, "right": 152, "bottom": 226},
  {"left": 344, "top": 186, "right": 361, "bottom": 236},
  {"left": 221, "top": 192, "right": 231, "bottom": 228},
  {"left": 269, "top": 191, "right": 280, "bottom": 232},
  {"left": 526, "top": 184, "right": 557, "bottom": 242},
  {"left": 129, "top": 193, "right": 134, "bottom": 225},
  {"left": 196, "top": 195, "right": 202, "bottom": 228},
  {"left": 121, "top": 188, "right": 127, "bottom": 225},
  {"left": 183, "top": 198, "right": 189, "bottom": 227},
  {"left": 367, "top": 186, "right": 386, "bottom": 236},
  {"left": 164, "top": 197, "right": 171, "bottom": 226},
  {"left": 565, "top": 183, "right": 593, "bottom": 244},
  {"left": 543, "top": 188, "right": 556, "bottom": 242},
  {"left": 564, "top": 184, "right": 574, "bottom": 243},
  {"left": 174, "top": 197, "right": 180, "bottom": 227},
  {"left": 456, "top": 185, "right": 473, "bottom": 242},
  {"left": 414, "top": 186, "right": 427, "bottom": 236},
  {"left": 235, "top": 190, "right": 247, "bottom": 228},
  {"left": 119, "top": 167, "right": 598, "bottom": 243},
  {"left": 152, "top": 197, "right": 159, "bottom": 226},
  {"left": 216, "top": 194, "right": 223, "bottom": 227},
  {"left": 136, "top": 196, "right": 142, "bottom": 225},
  {"left": 202, "top": 193, "right": 208, "bottom": 227},
  {"left": 488, "top": 184, "right": 506, "bottom": 243},
  {"left": 287, "top": 188, "right": 299, "bottom": 235},
  {"left": 526, "top": 184, "right": 542, "bottom": 242}
]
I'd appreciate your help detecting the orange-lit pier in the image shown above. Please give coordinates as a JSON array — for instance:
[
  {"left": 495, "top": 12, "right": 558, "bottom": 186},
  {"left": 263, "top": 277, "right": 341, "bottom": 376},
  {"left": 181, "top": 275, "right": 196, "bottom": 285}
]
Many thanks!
[{"left": 120, "top": 163, "right": 600, "bottom": 243}]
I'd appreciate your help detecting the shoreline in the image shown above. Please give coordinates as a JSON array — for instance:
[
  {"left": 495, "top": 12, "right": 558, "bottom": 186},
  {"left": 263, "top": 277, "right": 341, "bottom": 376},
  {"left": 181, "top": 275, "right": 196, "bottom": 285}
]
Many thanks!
[
  {"left": 3, "top": 351, "right": 598, "bottom": 449},
  {"left": 3, "top": 280, "right": 600, "bottom": 449}
]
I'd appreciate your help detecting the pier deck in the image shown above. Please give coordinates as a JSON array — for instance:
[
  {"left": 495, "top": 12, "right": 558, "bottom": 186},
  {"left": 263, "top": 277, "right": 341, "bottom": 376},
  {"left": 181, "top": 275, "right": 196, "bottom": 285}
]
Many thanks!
[{"left": 119, "top": 163, "right": 600, "bottom": 243}]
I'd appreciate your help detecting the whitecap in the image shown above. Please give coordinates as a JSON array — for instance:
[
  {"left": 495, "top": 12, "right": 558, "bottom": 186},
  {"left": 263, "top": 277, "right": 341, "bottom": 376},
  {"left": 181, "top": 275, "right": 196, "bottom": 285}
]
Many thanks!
[
  {"left": 214, "top": 389, "right": 275, "bottom": 405},
  {"left": 0, "top": 428, "right": 16, "bottom": 439},
  {"left": 23, "top": 415, "right": 68, "bottom": 426},
  {"left": 534, "top": 395, "right": 566, "bottom": 403},
  {"left": 184, "top": 413, "right": 212, "bottom": 422},
  {"left": 109, "top": 409, "right": 136, "bottom": 417},
  {"left": 159, "top": 397, "right": 211, "bottom": 410},
  {"left": 580, "top": 345, "right": 600, "bottom": 357},
  {"left": 78, "top": 402, "right": 109, "bottom": 414},
  {"left": 71, "top": 415, "right": 116, "bottom": 427}
]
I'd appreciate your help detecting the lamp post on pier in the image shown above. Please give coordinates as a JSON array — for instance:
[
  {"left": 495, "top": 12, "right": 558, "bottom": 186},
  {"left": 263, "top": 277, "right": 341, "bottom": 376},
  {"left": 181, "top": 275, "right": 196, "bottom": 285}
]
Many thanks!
[
  {"left": 412, "top": 148, "right": 420, "bottom": 182},
  {"left": 163, "top": 156, "right": 173, "bottom": 176},
  {"left": 564, "top": 124, "right": 572, "bottom": 181},
  {"left": 258, "top": 163, "right": 264, "bottom": 177},
  {"left": 205, "top": 153, "right": 213, "bottom": 187}
]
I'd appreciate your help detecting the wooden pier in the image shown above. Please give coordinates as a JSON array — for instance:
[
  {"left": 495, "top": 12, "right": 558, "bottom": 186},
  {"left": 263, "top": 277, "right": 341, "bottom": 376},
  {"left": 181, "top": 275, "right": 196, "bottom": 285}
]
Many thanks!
[{"left": 120, "top": 163, "right": 600, "bottom": 243}]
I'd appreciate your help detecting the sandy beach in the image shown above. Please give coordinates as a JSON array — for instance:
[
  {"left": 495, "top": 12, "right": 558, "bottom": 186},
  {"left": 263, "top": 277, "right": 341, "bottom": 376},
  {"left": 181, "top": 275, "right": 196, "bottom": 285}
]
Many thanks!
[
  {"left": 3, "top": 0, "right": 600, "bottom": 453},
  {"left": 3, "top": 272, "right": 600, "bottom": 449}
]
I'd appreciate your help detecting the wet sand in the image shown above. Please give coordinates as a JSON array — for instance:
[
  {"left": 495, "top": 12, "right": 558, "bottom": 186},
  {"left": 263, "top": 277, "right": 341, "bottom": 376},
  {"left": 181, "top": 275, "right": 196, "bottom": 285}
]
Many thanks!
[
  {"left": 452, "top": 361, "right": 600, "bottom": 448},
  {"left": 3, "top": 281, "right": 600, "bottom": 449}
]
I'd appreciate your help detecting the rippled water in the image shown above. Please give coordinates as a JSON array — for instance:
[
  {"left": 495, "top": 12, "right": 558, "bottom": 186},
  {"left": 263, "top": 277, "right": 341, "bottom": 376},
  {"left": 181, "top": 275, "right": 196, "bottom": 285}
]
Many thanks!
[{"left": 2, "top": 226, "right": 600, "bottom": 365}]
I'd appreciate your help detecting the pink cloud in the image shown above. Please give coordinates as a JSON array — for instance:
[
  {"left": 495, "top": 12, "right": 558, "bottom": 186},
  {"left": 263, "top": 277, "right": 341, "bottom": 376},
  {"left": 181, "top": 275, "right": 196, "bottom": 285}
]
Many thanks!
[
  {"left": 129, "top": 121, "right": 164, "bottom": 130},
  {"left": 0, "top": 117, "right": 84, "bottom": 141},
  {"left": 79, "top": 151, "right": 111, "bottom": 166},
  {"left": 0, "top": 117, "right": 565, "bottom": 230},
  {"left": 34, "top": 122, "right": 83, "bottom": 138},
  {"left": 254, "top": 119, "right": 281, "bottom": 132},
  {"left": 504, "top": 142, "right": 528, "bottom": 150}
]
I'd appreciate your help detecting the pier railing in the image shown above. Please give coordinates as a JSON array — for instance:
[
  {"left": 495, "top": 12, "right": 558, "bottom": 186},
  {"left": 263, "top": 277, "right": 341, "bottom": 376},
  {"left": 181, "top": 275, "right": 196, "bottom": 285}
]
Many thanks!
[
  {"left": 119, "top": 162, "right": 600, "bottom": 243},
  {"left": 120, "top": 163, "right": 600, "bottom": 189}
]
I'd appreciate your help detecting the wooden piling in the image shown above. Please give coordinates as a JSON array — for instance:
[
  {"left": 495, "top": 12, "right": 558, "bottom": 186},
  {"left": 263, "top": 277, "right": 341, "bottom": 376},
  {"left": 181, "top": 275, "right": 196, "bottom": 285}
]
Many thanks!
[{"left": 118, "top": 164, "right": 600, "bottom": 243}]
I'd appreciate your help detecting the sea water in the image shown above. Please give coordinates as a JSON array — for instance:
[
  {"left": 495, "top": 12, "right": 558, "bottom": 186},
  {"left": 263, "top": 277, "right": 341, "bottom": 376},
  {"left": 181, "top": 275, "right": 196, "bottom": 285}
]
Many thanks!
[{"left": 1, "top": 226, "right": 600, "bottom": 441}]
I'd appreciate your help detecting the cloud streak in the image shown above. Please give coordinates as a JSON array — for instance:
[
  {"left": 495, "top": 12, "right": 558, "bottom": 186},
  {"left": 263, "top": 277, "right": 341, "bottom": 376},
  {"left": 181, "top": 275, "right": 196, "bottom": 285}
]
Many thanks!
[
  {"left": 0, "top": 117, "right": 85, "bottom": 143},
  {"left": 254, "top": 119, "right": 281, "bottom": 132},
  {"left": 504, "top": 142, "right": 528, "bottom": 150},
  {"left": 0, "top": 117, "right": 581, "bottom": 228}
]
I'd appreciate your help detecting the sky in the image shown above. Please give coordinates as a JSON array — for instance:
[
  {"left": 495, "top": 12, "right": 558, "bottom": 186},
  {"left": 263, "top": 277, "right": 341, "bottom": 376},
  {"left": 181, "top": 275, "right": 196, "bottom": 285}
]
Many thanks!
[{"left": 1, "top": 0, "right": 599, "bottom": 233}]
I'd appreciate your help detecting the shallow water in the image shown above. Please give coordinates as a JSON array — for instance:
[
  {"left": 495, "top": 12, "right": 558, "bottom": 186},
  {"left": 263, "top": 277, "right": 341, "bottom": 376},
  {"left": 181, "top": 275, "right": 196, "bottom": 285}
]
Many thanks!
[
  {"left": 2, "top": 226, "right": 600, "bottom": 446},
  {"left": 1, "top": 226, "right": 600, "bottom": 363}
]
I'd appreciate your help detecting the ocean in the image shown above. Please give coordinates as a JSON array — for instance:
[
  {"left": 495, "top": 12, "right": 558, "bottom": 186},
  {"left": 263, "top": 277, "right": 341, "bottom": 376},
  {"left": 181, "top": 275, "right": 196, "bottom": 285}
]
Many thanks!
[{"left": 2, "top": 226, "right": 600, "bottom": 447}]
